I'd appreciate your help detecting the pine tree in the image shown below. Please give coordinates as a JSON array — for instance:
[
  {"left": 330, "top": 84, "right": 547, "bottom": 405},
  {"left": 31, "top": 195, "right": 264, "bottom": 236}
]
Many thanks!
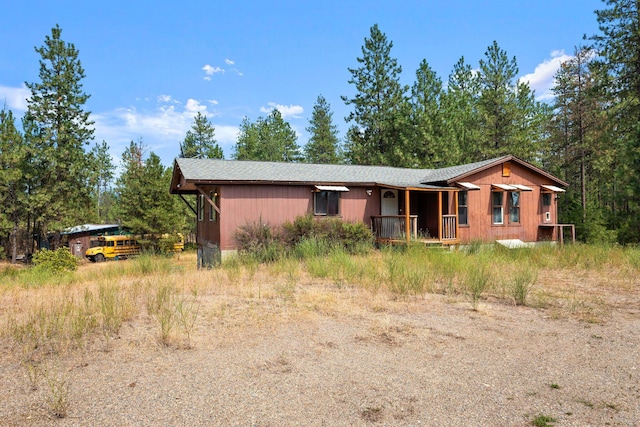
[
  {"left": 23, "top": 25, "right": 95, "bottom": 241},
  {"left": 409, "top": 59, "right": 451, "bottom": 167},
  {"left": 475, "top": 41, "right": 546, "bottom": 163},
  {"left": 477, "top": 41, "right": 520, "bottom": 158},
  {"left": 233, "top": 110, "right": 301, "bottom": 162},
  {"left": 0, "top": 107, "right": 27, "bottom": 262},
  {"left": 88, "top": 140, "right": 115, "bottom": 222},
  {"left": 180, "top": 112, "right": 223, "bottom": 159},
  {"left": 442, "top": 57, "right": 482, "bottom": 164},
  {"left": 115, "top": 140, "right": 182, "bottom": 242},
  {"left": 589, "top": 0, "right": 640, "bottom": 243},
  {"left": 342, "top": 24, "right": 409, "bottom": 166},
  {"left": 304, "top": 95, "right": 341, "bottom": 164}
]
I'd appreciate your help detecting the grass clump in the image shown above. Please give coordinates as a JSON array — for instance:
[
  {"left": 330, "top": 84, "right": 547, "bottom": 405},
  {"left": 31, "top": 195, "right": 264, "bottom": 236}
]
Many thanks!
[
  {"left": 463, "top": 262, "right": 491, "bottom": 310},
  {"left": 531, "top": 414, "right": 556, "bottom": 427},
  {"left": 509, "top": 266, "right": 538, "bottom": 306}
]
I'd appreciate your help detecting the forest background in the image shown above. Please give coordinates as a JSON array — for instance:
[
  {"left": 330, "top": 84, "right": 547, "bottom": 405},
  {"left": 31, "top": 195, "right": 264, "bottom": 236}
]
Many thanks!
[{"left": 1, "top": 0, "right": 640, "bottom": 262}]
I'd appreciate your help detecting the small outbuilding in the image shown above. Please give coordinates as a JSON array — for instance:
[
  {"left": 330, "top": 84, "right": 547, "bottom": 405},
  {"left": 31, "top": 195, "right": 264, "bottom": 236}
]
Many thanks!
[{"left": 61, "top": 224, "right": 124, "bottom": 258}]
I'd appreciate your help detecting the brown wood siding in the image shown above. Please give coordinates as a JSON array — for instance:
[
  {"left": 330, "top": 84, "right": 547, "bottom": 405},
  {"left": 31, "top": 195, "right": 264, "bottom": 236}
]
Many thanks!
[
  {"left": 218, "top": 184, "right": 312, "bottom": 250},
  {"left": 196, "top": 185, "right": 221, "bottom": 248},
  {"left": 212, "top": 184, "right": 379, "bottom": 251},
  {"left": 458, "top": 162, "right": 561, "bottom": 243}
]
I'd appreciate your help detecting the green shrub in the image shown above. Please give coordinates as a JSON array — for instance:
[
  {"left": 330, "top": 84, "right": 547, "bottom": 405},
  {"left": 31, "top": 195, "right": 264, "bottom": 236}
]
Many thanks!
[{"left": 32, "top": 248, "right": 78, "bottom": 273}]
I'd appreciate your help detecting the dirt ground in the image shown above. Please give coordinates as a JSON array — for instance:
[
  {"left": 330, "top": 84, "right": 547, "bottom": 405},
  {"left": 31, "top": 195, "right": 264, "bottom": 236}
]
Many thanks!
[{"left": 1, "top": 257, "right": 639, "bottom": 426}]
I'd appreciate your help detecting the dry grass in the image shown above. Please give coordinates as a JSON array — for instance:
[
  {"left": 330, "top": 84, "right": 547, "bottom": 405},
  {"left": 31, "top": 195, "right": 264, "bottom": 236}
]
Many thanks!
[{"left": 1, "top": 247, "right": 639, "bottom": 425}]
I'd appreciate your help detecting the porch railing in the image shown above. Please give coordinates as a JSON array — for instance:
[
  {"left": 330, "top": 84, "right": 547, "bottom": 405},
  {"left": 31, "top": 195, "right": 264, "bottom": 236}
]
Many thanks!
[
  {"left": 371, "top": 215, "right": 417, "bottom": 240},
  {"left": 442, "top": 215, "right": 457, "bottom": 241}
]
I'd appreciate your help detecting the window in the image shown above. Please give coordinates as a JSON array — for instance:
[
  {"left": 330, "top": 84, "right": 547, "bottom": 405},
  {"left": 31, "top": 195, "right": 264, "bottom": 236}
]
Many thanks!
[
  {"left": 508, "top": 191, "right": 520, "bottom": 223},
  {"left": 209, "top": 191, "right": 218, "bottom": 222},
  {"left": 198, "top": 194, "right": 204, "bottom": 221},
  {"left": 458, "top": 191, "right": 468, "bottom": 225},
  {"left": 492, "top": 191, "right": 504, "bottom": 225},
  {"left": 542, "top": 192, "right": 552, "bottom": 207},
  {"left": 314, "top": 191, "right": 340, "bottom": 216}
]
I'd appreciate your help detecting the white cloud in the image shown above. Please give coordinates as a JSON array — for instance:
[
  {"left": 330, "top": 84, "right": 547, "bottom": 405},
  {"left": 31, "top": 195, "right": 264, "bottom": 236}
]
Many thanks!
[
  {"left": 185, "top": 98, "right": 207, "bottom": 113},
  {"left": 225, "top": 59, "right": 235, "bottom": 65},
  {"left": 202, "top": 64, "right": 224, "bottom": 81},
  {"left": 0, "top": 84, "right": 30, "bottom": 111},
  {"left": 157, "top": 94, "right": 180, "bottom": 104},
  {"left": 260, "top": 102, "right": 304, "bottom": 119},
  {"left": 519, "top": 50, "right": 573, "bottom": 101},
  {"left": 91, "top": 97, "right": 237, "bottom": 166},
  {"left": 208, "top": 99, "right": 219, "bottom": 105}
]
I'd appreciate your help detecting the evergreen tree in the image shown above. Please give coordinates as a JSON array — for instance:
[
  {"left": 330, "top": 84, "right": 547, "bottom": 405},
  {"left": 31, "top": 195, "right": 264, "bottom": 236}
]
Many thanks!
[
  {"left": 88, "top": 140, "right": 115, "bottom": 222},
  {"left": 547, "top": 47, "right": 611, "bottom": 240},
  {"left": 304, "top": 95, "right": 341, "bottom": 164},
  {"left": 115, "top": 140, "right": 182, "bottom": 242},
  {"left": 476, "top": 41, "right": 546, "bottom": 162},
  {"left": 180, "top": 112, "right": 223, "bottom": 159},
  {"left": 342, "top": 24, "right": 409, "bottom": 166},
  {"left": 233, "top": 110, "right": 301, "bottom": 162},
  {"left": 0, "top": 107, "right": 27, "bottom": 262},
  {"left": 23, "top": 25, "right": 94, "bottom": 242},
  {"left": 590, "top": 0, "right": 640, "bottom": 243},
  {"left": 477, "top": 41, "right": 520, "bottom": 158},
  {"left": 409, "top": 59, "right": 451, "bottom": 167},
  {"left": 442, "top": 57, "right": 482, "bottom": 164}
]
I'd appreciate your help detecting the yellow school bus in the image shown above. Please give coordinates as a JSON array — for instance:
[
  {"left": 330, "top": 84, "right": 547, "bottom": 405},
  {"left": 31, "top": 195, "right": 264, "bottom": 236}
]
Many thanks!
[{"left": 86, "top": 235, "right": 141, "bottom": 262}]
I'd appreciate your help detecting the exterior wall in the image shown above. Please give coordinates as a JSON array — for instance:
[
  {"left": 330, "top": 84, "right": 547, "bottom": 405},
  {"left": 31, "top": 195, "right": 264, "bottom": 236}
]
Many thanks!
[
  {"left": 208, "top": 184, "right": 379, "bottom": 251},
  {"left": 195, "top": 185, "right": 221, "bottom": 250},
  {"left": 66, "top": 233, "right": 92, "bottom": 258},
  {"left": 457, "top": 161, "right": 561, "bottom": 243}
]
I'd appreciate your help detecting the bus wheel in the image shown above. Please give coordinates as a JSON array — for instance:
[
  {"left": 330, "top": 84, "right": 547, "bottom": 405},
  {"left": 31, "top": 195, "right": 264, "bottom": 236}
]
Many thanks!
[{"left": 95, "top": 253, "right": 105, "bottom": 263}]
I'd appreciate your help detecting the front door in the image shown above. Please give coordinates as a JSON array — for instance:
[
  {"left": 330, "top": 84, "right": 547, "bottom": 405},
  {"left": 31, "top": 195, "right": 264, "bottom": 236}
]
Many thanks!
[{"left": 381, "top": 189, "right": 398, "bottom": 215}]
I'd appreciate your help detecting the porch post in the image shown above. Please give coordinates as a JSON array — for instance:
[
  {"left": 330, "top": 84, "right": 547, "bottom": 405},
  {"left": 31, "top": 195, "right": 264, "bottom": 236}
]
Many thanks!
[
  {"left": 453, "top": 190, "right": 458, "bottom": 240},
  {"left": 437, "top": 191, "right": 443, "bottom": 240},
  {"left": 405, "top": 189, "right": 411, "bottom": 244}
]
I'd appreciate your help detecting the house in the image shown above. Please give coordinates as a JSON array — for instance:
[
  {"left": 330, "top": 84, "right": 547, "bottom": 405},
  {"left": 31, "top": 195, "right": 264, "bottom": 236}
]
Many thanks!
[
  {"left": 61, "top": 224, "right": 124, "bottom": 258},
  {"left": 170, "top": 155, "right": 573, "bottom": 265}
]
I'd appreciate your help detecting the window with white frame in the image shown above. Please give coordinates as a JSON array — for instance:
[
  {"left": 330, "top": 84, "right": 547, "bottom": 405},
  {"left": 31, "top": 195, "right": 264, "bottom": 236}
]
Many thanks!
[
  {"left": 492, "top": 191, "right": 504, "bottom": 225},
  {"left": 508, "top": 191, "right": 520, "bottom": 223}
]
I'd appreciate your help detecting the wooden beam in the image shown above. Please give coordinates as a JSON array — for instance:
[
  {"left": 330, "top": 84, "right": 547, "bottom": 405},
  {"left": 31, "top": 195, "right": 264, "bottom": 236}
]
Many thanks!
[
  {"left": 405, "top": 189, "right": 411, "bottom": 244},
  {"left": 178, "top": 194, "right": 197, "bottom": 216},
  {"left": 195, "top": 185, "right": 221, "bottom": 215}
]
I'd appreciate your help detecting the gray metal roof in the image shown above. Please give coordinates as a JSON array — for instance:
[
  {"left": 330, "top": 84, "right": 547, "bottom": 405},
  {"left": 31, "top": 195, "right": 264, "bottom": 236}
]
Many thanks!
[{"left": 61, "top": 224, "right": 120, "bottom": 235}]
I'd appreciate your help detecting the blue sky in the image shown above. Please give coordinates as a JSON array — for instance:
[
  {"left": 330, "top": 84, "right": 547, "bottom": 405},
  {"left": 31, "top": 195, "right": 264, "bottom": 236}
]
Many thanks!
[{"left": 0, "top": 0, "right": 603, "bottom": 167}]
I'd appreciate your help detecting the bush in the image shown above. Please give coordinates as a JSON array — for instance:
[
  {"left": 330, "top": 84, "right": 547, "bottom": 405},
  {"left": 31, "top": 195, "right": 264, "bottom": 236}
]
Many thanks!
[
  {"left": 32, "top": 248, "right": 78, "bottom": 273},
  {"left": 234, "top": 220, "right": 286, "bottom": 263},
  {"left": 282, "top": 215, "right": 374, "bottom": 255}
]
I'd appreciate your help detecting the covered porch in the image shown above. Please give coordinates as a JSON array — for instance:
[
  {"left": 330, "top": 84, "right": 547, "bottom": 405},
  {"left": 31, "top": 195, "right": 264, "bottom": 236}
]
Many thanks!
[{"left": 370, "top": 187, "right": 459, "bottom": 245}]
